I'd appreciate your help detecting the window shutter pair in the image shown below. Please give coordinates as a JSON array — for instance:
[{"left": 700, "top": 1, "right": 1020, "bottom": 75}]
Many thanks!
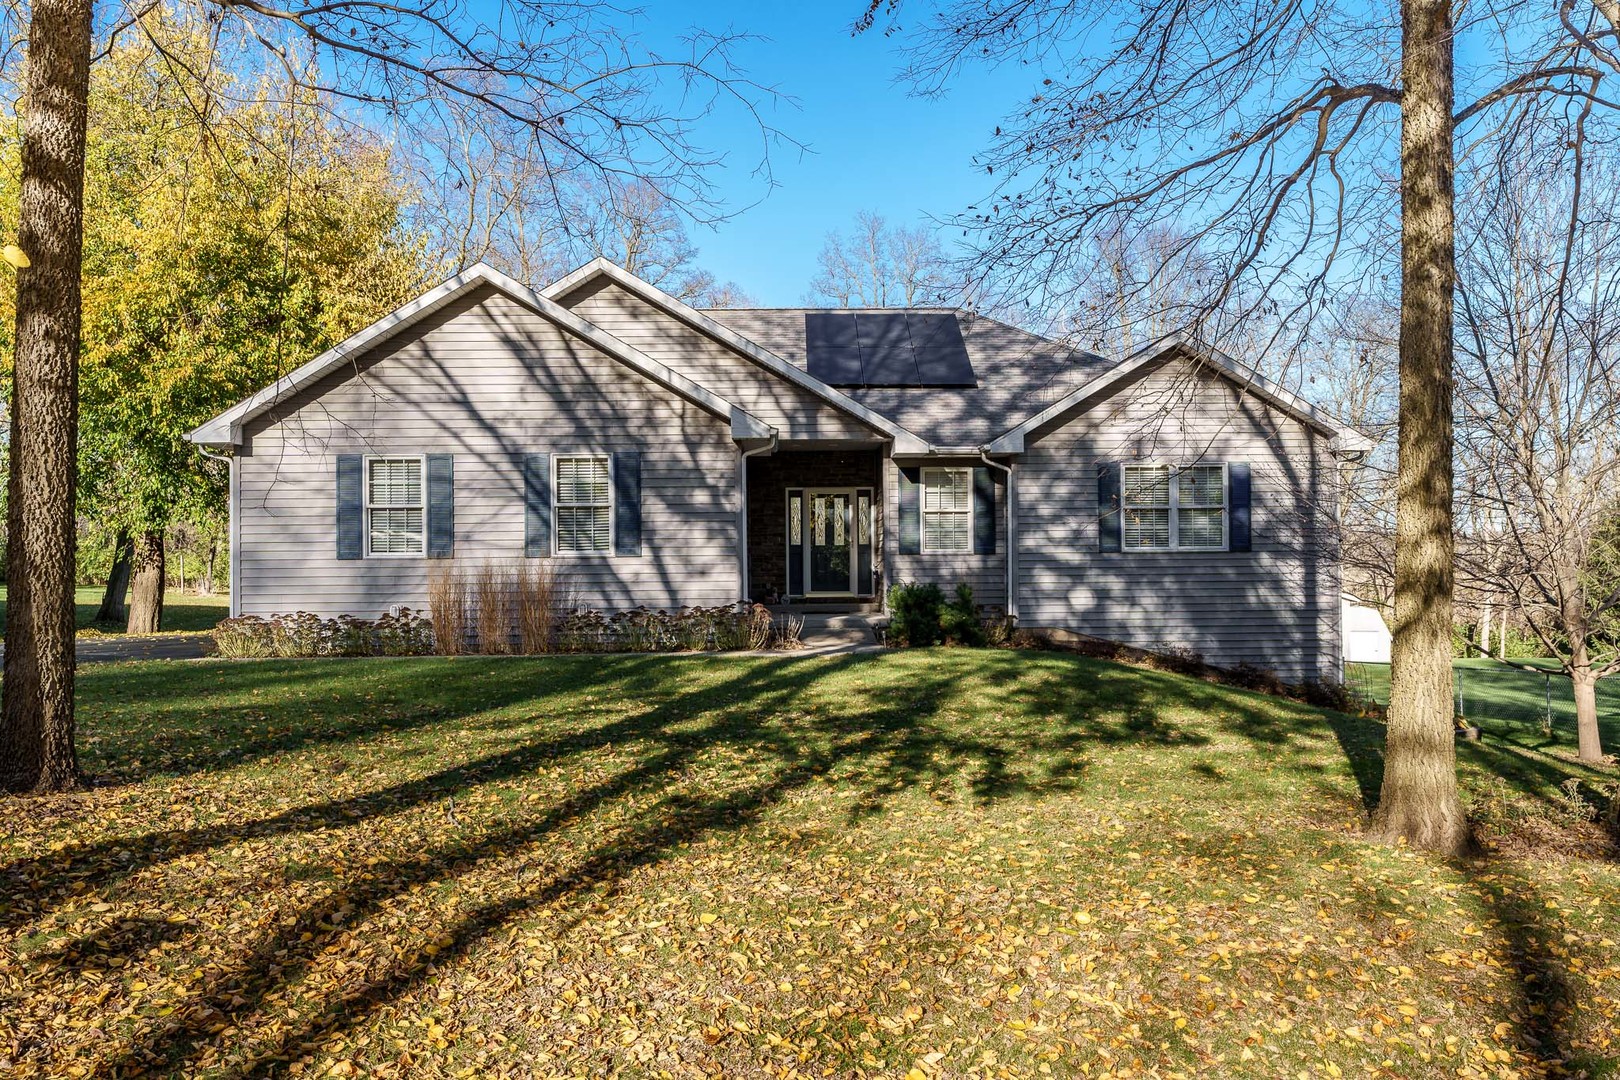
[
  {"left": 896, "top": 466, "right": 997, "bottom": 555},
  {"left": 522, "top": 451, "right": 641, "bottom": 558},
  {"left": 335, "top": 454, "right": 454, "bottom": 560},
  {"left": 1095, "top": 462, "right": 1251, "bottom": 552}
]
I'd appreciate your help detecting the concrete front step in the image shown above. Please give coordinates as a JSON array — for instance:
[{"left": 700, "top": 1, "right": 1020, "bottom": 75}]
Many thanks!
[{"left": 790, "top": 612, "right": 881, "bottom": 648}]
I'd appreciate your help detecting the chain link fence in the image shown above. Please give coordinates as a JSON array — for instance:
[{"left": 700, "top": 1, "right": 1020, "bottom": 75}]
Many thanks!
[{"left": 1345, "top": 661, "right": 1618, "bottom": 735}]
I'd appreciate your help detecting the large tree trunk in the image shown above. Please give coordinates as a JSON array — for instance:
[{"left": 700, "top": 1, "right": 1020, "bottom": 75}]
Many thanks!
[
  {"left": 96, "top": 529, "right": 133, "bottom": 624},
  {"left": 0, "top": 0, "right": 93, "bottom": 795},
  {"left": 125, "top": 530, "right": 166, "bottom": 635},
  {"left": 1370, "top": 0, "right": 1470, "bottom": 855}
]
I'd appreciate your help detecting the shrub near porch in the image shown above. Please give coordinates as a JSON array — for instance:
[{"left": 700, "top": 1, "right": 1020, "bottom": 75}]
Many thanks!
[{"left": 2, "top": 651, "right": 1618, "bottom": 1077}]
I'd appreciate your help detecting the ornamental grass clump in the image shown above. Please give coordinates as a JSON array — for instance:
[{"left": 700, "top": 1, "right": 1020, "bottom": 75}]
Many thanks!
[
  {"left": 516, "top": 559, "right": 569, "bottom": 654},
  {"left": 472, "top": 560, "right": 514, "bottom": 654},
  {"left": 427, "top": 564, "right": 468, "bottom": 656}
]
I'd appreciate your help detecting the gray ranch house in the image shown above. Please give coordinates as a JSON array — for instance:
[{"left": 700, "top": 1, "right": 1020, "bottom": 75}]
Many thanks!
[{"left": 189, "top": 259, "right": 1369, "bottom": 681}]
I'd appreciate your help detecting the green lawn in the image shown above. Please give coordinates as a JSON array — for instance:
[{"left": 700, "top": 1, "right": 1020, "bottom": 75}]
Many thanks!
[
  {"left": 1348, "top": 658, "right": 1620, "bottom": 732},
  {"left": 0, "top": 584, "right": 228, "bottom": 637},
  {"left": 2, "top": 651, "right": 1617, "bottom": 1077}
]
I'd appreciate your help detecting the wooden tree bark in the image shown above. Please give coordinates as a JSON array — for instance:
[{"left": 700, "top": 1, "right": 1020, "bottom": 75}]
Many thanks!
[
  {"left": 1569, "top": 637, "right": 1604, "bottom": 763},
  {"left": 1, "top": 0, "right": 93, "bottom": 795},
  {"left": 1370, "top": 0, "right": 1471, "bottom": 854},
  {"left": 96, "top": 529, "right": 133, "bottom": 623},
  {"left": 202, "top": 538, "right": 218, "bottom": 595},
  {"left": 125, "top": 529, "right": 166, "bottom": 635}
]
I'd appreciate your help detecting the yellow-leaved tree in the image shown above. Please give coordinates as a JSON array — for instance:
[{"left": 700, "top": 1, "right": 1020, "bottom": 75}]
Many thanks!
[{"left": 1, "top": 21, "right": 431, "bottom": 634}]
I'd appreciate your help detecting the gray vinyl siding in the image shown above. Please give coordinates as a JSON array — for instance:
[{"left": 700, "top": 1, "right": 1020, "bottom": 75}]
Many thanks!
[
  {"left": 560, "top": 280, "right": 883, "bottom": 442},
  {"left": 884, "top": 457, "right": 1008, "bottom": 611},
  {"left": 1016, "top": 358, "right": 1341, "bottom": 682},
  {"left": 235, "top": 285, "right": 739, "bottom": 618}
]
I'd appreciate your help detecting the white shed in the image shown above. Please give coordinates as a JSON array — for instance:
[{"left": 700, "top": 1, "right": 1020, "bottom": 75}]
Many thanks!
[{"left": 1341, "top": 594, "right": 1393, "bottom": 663}]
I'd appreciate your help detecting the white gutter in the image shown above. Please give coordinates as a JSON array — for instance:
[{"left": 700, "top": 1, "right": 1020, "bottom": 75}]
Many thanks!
[
  {"left": 978, "top": 450, "right": 1016, "bottom": 622},
  {"left": 737, "top": 433, "right": 778, "bottom": 603}
]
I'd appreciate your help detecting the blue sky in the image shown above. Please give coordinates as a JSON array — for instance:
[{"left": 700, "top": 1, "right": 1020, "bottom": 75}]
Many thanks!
[{"left": 629, "top": 5, "right": 1036, "bottom": 305}]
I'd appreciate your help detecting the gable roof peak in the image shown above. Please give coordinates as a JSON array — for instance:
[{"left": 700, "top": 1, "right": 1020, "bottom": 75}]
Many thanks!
[
  {"left": 540, "top": 259, "right": 932, "bottom": 452},
  {"left": 186, "top": 261, "right": 772, "bottom": 447}
]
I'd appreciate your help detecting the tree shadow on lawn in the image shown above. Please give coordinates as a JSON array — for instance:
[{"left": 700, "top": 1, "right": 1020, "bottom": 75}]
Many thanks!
[
  {"left": 1315, "top": 699, "right": 1605, "bottom": 1073},
  {"left": 2, "top": 649, "right": 1282, "bottom": 1075},
  {"left": 74, "top": 656, "right": 679, "bottom": 782},
  {"left": 3, "top": 649, "right": 1606, "bottom": 1075}
]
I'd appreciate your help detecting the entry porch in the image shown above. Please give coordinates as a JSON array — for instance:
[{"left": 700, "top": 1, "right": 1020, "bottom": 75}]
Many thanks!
[{"left": 745, "top": 448, "right": 883, "bottom": 604}]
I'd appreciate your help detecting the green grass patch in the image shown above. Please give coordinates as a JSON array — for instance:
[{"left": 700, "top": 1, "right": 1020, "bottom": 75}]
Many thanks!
[
  {"left": 2, "top": 651, "right": 1617, "bottom": 1077},
  {"left": 1348, "top": 658, "right": 1620, "bottom": 734},
  {"left": 0, "top": 585, "right": 228, "bottom": 638}
]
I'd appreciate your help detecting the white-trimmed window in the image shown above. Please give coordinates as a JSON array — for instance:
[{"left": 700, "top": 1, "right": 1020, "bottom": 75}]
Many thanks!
[
  {"left": 1123, "top": 463, "right": 1227, "bottom": 551},
  {"left": 921, "top": 467, "right": 973, "bottom": 553},
  {"left": 555, "top": 455, "right": 612, "bottom": 554},
  {"left": 367, "top": 457, "right": 425, "bottom": 556}
]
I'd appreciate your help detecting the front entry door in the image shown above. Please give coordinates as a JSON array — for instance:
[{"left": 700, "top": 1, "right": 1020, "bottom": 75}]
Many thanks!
[
  {"left": 786, "top": 486, "right": 873, "bottom": 598},
  {"left": 808, "top": 491, "right": 854, "bottom": 594}
]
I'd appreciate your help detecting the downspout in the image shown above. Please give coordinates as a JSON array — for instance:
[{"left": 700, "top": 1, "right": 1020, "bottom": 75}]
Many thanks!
[
  {"left": 197, "top": 445, "right": 239, "bottom": 618},
  {"left": 737, "top": 432, "right": 778, "bottom": 604},
  {"left": 978, "top": 449, "right": 1017, "bottom": 623}
]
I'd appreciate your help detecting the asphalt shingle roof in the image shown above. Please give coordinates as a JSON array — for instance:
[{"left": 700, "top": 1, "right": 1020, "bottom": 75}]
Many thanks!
[{"left": 699, "top": 307, "right": 1115, "bottom": 446}]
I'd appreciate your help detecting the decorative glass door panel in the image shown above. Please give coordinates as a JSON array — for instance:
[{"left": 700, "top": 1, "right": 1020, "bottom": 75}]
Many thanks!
[{"left": 808, "top": 492, "right": 854, "bottom": 593}]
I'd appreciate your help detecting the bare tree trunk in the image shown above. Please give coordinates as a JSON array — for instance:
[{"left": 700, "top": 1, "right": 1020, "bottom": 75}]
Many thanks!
[
  {"left": 1569, "top": 639, "right": 1604, "bottom": 764},
  {"left": 96, "top": 529, "right": 132, "bottom": 624},
  {"left": 0, "top": 0, "right": 92, "bottom": 795},
  {"left": 1479, "top": 599, "right": 1491, "bottom": 656},
  {"left": 1371, "top": 0, "right": 1471, "bottom": 855},
  {"left": 202, "top": 539, "right": 218, "bottom": 595},
  {"left": 125, "top": 530, "right": 165, "bottom": 635}
]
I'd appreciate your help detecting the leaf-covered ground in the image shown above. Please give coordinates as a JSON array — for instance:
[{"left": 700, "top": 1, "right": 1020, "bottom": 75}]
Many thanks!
[{"left": 2, "top": 651, "right": 1617, "bottom": 1078}]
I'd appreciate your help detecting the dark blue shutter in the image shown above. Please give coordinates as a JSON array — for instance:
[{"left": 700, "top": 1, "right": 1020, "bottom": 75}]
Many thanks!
[
  {"left": 972, "top": 467, "right": 996, "bottom": 555},
  {"left": 336, "top": 455, "right": 363, "bottom": 560},
  {"left": 427, "top": 454, "right": 454, "bottom": 558},
  {"left": 898, "top": 468, "right": 921, "bottom": 555},
  {"left": 524, "top": 453, "right": 551, "bottom": 557},
  {"left": 613, "top": 451, "right": 641, "bottom": 556},
  {"left": 1228, "top": 462, "right": 1251, "bottom": 552},
  {"left": 1097, "top": 462, "right": 1122, "bottom": 553}
]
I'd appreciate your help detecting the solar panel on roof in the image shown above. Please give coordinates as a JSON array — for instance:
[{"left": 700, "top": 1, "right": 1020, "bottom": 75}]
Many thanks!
[
  {"left": 855, "top": 313, "right": 921, "bottom": 385},
  {"left": 809, "top": 345, "right": 864, "bottom": 385},
  {"left": 802, "top": 311, "right": 975, "bottom": 388},
  {"left": 805, "top": 312, "right": 858, "bottom": 350},
  {"left": 908, "top": 313, "right": 975, "bottom": 386},
  {"left": 855, "top": 312, "right": 913, "bottom": 351}
]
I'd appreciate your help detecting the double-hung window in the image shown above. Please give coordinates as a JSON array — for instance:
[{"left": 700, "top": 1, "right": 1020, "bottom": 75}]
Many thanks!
[
  {"left": 367, "top": 457, "right": 425, "bottom": 556},
  {"left": 1122, "top": 463, "right": 1227, "bottom": 551},
  {"left": 921, "top": 467, "right": 972, "bottom": 553},
  {"left": 554, "top": 455, "right": 612, "bottom": 554}
]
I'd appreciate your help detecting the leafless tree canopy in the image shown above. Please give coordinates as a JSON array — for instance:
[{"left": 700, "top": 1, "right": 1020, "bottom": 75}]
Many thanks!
[
  {"left": 805, "top": 209, "right": 964, "bottom": 307},
  {"left": 3, "top": 0, "right": 790, "bottom": 284},
  {"left": 868, "top": 0, "right": 1620, "bottom": 363},
  {"left": 1454, "top": 134, "right": 1620, "bottom": 729}
]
